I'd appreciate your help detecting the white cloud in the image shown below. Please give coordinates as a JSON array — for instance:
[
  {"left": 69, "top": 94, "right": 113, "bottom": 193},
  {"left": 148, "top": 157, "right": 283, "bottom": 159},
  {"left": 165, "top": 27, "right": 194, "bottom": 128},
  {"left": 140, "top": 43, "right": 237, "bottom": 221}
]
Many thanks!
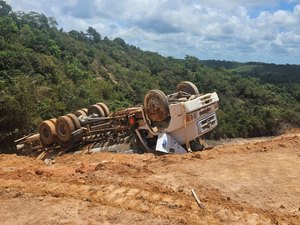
[{"left": 5, "top": 0, "right": 300, "bottom": 64}]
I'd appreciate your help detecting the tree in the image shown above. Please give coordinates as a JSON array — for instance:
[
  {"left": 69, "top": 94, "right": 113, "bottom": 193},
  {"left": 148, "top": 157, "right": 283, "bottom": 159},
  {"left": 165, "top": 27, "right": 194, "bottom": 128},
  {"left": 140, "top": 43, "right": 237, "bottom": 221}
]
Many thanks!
[
  {"left": 184, "top": 55, "right": 200, "bottom": 72},
  {"left": 0, "top": 16, "right": 17, "bottom": 36},
  {"left": 86, "top": 27, "right": 101, "bottom": 43},
  {"left": 113, "top": 37, "right": 127, "bottom": 49},
  {"left": 18, "top": 12, "right": 50, "bottom": 29},
  {"left": 68, "top": 30, "right": 87, "bottom": 42},
  {"left": 0, "top": 0, "right": 11, "bottom": 16}
]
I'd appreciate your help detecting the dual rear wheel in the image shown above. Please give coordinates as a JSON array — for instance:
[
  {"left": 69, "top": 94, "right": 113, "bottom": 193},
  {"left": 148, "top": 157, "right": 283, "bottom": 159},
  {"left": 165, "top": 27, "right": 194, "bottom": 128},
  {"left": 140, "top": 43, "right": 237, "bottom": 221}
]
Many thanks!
[
  {"left": 39, "top": 113, "right": 81, "bottom": 147},
  {"left": 38, "top": 113, "right": 81, "bottom": 147},
  {"left": 39, "top": 102, "right": 110, "bottom": 147}
]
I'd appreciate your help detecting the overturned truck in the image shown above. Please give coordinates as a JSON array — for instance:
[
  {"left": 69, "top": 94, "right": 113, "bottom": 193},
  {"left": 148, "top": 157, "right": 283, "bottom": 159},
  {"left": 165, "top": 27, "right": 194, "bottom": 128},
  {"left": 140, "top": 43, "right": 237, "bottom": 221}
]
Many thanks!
[{"left": 15, "top": 81, "right": 219, "bottom": 158}]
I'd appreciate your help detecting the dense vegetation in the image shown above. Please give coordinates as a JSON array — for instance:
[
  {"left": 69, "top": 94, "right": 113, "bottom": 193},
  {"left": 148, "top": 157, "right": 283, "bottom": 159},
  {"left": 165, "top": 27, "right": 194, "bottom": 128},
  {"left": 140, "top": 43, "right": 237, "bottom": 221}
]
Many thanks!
[
  {"left": 0, "top": 1, "right": 299, "bottom": 152},
  {"left": 201, "top": 60, "right": 300, "bottom": 101}
]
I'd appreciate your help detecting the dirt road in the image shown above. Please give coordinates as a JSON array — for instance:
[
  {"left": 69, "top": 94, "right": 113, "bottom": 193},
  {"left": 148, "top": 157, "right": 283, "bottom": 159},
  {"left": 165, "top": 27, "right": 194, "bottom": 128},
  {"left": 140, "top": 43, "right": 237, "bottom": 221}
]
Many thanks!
[{"left": 0, "top": 132, "right": 299, "bottom": 225}]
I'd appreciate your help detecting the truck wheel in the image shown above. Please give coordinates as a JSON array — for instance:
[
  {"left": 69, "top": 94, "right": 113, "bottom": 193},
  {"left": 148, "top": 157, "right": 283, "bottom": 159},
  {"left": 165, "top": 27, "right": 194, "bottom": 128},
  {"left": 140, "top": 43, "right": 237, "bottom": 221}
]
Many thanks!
[
  {"left": 49, "top": 118, "right": 57, "bottom": 124},
  {"left": 39, "top": 120, "right": 56, "bottom": 146},
  {"left": 66, "top": 113, "right": 81, "bottom": 130},
  {"left": 87, "top": 104, "right": 106, "bottom": 117},
  {"left": 55, "top": 116, "right": 75, "bottom": 143},
  {"left": 176, "top": 81, "right": 199, "bottom": 95},
  {"left": 96, "top": 103, "right": 110, "bottom": 117},
  {"left": 74, "top": 109, "right": 87, "bottom": 117},
  {"left": 144, "top": 89, "right": 169, "bottom": 122},
  {"left": 81, "top": 108, "right": 88, "bottom": 114}
]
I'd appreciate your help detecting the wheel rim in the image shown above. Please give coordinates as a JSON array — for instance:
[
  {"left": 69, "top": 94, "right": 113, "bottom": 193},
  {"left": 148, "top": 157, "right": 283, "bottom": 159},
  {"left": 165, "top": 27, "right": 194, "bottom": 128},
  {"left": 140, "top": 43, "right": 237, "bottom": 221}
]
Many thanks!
[
  {"left": 55, "top": 116, "right": 75, "bottom": 142},
  {"left": 57, "top": 123, "right": 67, "bottom": 136},
  {"left": 144, "top": 89, "right": 169, "bottom": 122},
  {"left": 38, "top": 120, "right": 56, "bottom": 146}
]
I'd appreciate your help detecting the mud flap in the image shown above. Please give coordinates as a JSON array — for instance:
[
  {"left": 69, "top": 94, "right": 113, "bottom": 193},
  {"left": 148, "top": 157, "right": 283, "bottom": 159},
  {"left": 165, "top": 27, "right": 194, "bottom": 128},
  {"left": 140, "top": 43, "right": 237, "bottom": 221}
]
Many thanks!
[{"left": 155, "top": 133, "right": 186, "bottom": 154}]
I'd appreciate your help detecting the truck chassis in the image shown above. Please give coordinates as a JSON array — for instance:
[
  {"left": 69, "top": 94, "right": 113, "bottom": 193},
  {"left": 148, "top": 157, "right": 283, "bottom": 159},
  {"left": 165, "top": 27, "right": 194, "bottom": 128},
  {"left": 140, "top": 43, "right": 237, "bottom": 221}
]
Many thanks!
[{"left": 15, "top": 81, "right": 219, "bottom": 159}]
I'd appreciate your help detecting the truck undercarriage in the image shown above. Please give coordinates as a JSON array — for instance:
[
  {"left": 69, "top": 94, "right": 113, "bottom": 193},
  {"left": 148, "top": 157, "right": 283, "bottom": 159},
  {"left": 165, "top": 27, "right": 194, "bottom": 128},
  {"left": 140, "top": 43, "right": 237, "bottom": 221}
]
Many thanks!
[{"left": 15, "top": 81, "right": 219, "bottom": 159}]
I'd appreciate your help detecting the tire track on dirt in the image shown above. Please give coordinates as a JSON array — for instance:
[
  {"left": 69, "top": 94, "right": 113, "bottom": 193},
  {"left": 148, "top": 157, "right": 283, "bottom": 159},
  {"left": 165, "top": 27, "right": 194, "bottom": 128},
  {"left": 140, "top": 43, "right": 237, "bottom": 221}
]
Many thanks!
[{"left": 0, "top": 178, "right": 208, "bottom": 224}]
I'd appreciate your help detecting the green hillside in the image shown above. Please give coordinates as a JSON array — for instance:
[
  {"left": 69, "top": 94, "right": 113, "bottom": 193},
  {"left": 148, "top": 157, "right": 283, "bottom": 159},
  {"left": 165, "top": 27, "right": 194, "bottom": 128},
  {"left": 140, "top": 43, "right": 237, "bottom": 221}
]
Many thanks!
[
  {"left": 1, "top": 1, "right": 300, "bottom": 152},
  {"left": 201, "top": 60, "right": 300, "bottom": 101}
]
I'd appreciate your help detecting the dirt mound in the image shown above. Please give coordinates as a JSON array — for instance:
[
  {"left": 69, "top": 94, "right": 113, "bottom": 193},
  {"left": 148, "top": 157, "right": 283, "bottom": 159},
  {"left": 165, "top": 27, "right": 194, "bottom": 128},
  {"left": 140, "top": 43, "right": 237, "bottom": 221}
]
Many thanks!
[{"left": 0, "top": 132, "right": 299, "bottom": 224}]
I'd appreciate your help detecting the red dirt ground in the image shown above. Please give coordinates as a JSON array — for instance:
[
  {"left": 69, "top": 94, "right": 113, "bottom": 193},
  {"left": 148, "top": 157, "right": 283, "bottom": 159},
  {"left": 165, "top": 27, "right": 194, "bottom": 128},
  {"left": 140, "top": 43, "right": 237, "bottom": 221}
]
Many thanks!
[{"left": 0, "top": 131, "right": 299, "bottom": 224}]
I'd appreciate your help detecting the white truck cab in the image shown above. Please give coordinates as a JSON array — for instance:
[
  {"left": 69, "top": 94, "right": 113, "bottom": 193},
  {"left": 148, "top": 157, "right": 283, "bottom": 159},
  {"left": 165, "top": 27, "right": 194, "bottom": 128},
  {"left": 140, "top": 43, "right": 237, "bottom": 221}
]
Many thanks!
[{"left": 136, "top": 81, "right": 219, "bottom": 153}]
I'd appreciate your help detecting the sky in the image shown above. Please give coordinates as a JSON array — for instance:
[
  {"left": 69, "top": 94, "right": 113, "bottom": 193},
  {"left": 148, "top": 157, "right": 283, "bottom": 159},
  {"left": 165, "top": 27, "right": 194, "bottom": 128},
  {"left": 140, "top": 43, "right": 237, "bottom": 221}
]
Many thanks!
[{"left": 6, "top": 0, "right": 300, "bottom": 64}]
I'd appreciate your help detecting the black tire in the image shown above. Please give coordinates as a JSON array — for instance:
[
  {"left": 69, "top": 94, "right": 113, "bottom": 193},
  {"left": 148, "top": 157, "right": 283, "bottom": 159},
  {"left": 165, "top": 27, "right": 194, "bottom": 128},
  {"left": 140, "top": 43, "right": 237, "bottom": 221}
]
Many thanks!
[
  {"left": 176, "top": 81, "right": 199, "bottom": 95},
  {"left": 144, "top": 89, "right": 169, "bottom": 122}
]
